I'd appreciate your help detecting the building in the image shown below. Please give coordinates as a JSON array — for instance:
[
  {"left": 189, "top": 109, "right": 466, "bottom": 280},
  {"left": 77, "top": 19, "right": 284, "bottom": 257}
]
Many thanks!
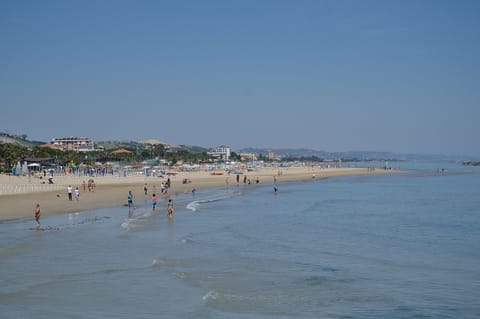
[
  {"left": 267, "top": 150, "right": 276, "bottom": 161},
  {"left": 239, "top": 152, "right": 257, "bottom": 161},
  {"left": 208, "top": 145, "right": 231, "bottom": 161},
  {"left": 51, "top": 137, "right": 95, "bottom": 152}
]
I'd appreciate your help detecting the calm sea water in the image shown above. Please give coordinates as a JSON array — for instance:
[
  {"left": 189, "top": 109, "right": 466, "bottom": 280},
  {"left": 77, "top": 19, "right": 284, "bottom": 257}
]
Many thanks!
[{"left": 1, "top": 162, "right": 479, "bottom": 318}]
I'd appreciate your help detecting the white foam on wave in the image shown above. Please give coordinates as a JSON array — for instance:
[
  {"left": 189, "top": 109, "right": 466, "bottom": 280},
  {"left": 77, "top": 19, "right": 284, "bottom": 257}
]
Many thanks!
[
  {"left": 185, "top": 201, "right": 200, "bottom": 211},
  {"left": 121, "top": 208, "right": 155, "bottom": 231},
  {"left": 203, "top": 290, "right": 220, "bottom": 301},
  {"left": 186, "top": 194, "right": 235, "bottom": 212},
  {"left": 151, "top": 257, "right": 178, "bottom": 268},
  {"left": 121, "top": 218, "right": 146, "bottom": 232},
  {"left": 151, "top": 258, "right": 166, "bottom": 267},
  {"left": 181, "top": 238, "right": 193, "bottom": 244},
  {"left": 174, "top": 271, "right": 188, "bottom": 280}
]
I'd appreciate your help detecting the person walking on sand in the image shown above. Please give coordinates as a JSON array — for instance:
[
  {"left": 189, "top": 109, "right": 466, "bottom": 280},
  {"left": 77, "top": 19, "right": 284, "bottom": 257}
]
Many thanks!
[
  {"left": 144, "top": 183, "right": 148, "bottom": 195},
  {"left": 128, "top": 190, "right": 135, "bottom": 209},
  {"left": 67, "top": 185, "right": 73, "bottom": 201},
  {"left": 151, "top": 193, "right": 158, "bottom": 211},
  {"left": 74, "top": 187, "right": 80, "bottom": 201},
  {"left": 34, "top": 203, "right": 41, "bottom": 226},
  {"left": 167, "top": 199, "right": 174, "bottom": 218}
]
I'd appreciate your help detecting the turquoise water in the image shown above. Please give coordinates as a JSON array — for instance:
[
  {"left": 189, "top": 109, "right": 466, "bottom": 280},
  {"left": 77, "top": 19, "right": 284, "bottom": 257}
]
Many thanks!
[{"left": 1, "top": 163, "right": 479, "bottom": 318}]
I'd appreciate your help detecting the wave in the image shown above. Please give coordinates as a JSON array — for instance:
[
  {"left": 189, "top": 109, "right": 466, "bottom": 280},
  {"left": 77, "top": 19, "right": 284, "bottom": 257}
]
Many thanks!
[
  {"left": 181, "top": 238, "right": 193, "bottom": 244},
  {"left": 28, "top": 216, "right": 112, "bottom": 232},
  {"left": 186, "top": 191, "right": 242, "bottom": 212},
  {"left": 120, "top": 208, "right": 158, "bottom": 231},
  {"left": 151, "top": 257, "right": 179, "bottom": 268}
]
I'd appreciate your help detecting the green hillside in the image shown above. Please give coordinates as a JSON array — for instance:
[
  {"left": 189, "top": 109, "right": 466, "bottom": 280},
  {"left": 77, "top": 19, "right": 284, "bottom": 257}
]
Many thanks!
[{"left": 0, "top": 132, "right": 40, "bottom": 148}]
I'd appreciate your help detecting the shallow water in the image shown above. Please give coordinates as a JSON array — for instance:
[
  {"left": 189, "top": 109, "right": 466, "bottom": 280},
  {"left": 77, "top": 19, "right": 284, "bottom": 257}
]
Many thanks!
[{"left": 1, "top": 163, "right": 479, "bottom": 318}]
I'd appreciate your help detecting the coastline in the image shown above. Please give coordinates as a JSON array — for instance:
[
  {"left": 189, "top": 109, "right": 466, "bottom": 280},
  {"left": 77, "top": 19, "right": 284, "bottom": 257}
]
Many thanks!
[{"left": 0, "top": 167, "right": 391, "bottom": 222}]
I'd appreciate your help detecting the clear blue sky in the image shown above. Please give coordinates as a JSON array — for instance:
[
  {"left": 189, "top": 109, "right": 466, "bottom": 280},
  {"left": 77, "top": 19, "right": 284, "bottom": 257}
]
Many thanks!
[{"left": 1, "top": 0, "right": 479, "bottom": 156}]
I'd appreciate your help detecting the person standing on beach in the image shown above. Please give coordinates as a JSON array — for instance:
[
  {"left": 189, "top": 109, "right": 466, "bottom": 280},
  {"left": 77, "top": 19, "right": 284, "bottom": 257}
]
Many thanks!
[
  {"left": 128, "top": 191, "right": 135, "bottom": 208},
  {"left": 144, "top": 183, "right": 148, "bottom": 195},
  {"left": 67, "top": 185, "right": 73, "bottom": 201},
  {"left": 167, "top": 199, "right": 174, "bottom": 218},
  {"left": 34, "top": 203, "right": 41, "bottom": 226},
  {"left": 151, "top": 193, "right": 158, "bottom": 211},
  {"left": 74, "top": 187, "right": 80, "bottom": 201}
]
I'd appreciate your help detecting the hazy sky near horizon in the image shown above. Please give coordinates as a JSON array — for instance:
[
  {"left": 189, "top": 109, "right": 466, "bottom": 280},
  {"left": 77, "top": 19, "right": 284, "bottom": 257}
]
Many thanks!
[{"left": 1, "top": 0, "right": 479, "bottom": 156}]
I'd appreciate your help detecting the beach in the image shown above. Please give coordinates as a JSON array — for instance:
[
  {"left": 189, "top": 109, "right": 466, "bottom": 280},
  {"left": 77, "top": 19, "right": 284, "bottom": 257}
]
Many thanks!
[
  {"left": 0, "top": 166, "right": 385, "bottom": 222},
  {"left": 2, "top": 162, "right": 478, "bottom": 319}
]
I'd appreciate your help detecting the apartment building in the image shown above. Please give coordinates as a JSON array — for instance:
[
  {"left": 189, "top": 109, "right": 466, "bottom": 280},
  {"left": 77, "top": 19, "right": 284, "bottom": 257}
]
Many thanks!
[
  {"left": 208, "top": 145, "right": 231, "bottom": 161},
  {"left": 50, "top": 137, "right": 95, "bottom": 152}
]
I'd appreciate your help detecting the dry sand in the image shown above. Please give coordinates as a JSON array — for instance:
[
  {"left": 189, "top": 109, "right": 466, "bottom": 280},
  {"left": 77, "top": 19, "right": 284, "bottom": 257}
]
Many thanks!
[{"left": 0, "top": 166, "right": 388, "bottom": 222}]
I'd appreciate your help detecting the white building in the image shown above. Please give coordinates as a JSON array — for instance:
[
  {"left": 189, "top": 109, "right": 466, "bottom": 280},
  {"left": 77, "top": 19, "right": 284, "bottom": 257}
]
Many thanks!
[
  {"left": 51, "top": 137, "right": 95, "bottom": 152},
  {"left": 208, "top": 145, "right": 231, "bottom": 161}
]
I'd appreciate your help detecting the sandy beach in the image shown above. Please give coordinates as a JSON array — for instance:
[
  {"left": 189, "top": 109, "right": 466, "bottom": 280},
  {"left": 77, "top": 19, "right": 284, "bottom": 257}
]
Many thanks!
[{"left": 0, "top": 166, "right": 388, "bottom": 222}]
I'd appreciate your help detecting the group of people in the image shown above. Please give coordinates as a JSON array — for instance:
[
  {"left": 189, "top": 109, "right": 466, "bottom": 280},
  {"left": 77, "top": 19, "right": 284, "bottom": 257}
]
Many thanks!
[
  {"left": 82, "top": 179, "right": 96, "bottom": 192},
  {"left": 128, "top": 189, "right": 174, "bottom": 218},
  {"left": 67, "top": 185, "right": 80, "bottom": 201},
  {"left": 34, "top": 181, "right": 176, "bottom": 228},
  {"left": 235, "top": 174, "right": 260, "bottom": 185},
  {"left": 160, "top": 178, "right": 171, "bottom": 194}
]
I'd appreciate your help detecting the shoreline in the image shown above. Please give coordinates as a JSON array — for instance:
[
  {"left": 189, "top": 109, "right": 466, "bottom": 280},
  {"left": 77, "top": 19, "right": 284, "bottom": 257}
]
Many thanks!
[{"left": 0, "top": 167, "right": 392, "bottom": 222}]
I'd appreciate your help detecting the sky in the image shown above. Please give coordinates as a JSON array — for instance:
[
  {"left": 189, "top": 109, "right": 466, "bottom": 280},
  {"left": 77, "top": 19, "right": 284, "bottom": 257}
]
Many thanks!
[{"left": 1, "top": 0, "right": 479, "bottom": 157}]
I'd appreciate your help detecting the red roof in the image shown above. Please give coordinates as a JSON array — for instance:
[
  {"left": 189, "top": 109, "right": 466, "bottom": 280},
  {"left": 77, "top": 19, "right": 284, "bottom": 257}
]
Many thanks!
[{"left": 111, "top": 148, "right": 133, "bottom": 154}]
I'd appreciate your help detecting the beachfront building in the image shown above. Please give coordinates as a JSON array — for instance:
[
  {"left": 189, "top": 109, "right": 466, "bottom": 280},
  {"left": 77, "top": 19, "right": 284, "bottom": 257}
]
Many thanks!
[
  {"left": 267, "top": 150, "right": 276, "bottom": 161},
  {"left": 239, "top": 152, "right": 257, "bottom": 162},
  {"left": 208, "top": 145, "right": 231, "bottom": 161},
  {"left": 50, "top": 137, "right": 95, "bottom": 152}
]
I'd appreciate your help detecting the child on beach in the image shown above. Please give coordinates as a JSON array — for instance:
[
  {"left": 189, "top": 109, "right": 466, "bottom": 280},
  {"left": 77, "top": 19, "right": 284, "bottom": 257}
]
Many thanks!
[
  {"left": 151, "top": 193, "right": 157, "bottom": 211},
  {"left": 74, "top": 187, "right": 80, "bottom": 201}
]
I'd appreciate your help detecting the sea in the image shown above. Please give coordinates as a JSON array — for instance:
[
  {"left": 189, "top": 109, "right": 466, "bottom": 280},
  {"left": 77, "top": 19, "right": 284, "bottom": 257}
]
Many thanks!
[{"left": 1, "top": 161, "right": 479, "bottom": 319}]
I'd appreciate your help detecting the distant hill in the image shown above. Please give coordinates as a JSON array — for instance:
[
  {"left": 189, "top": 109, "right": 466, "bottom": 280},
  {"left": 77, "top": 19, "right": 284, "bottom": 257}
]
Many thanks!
[
  {"left": 96, "top": 140, "right": 208, "bottom": 154},
  {"left": 95, "top": 140, "right": 141, "bottom": 151},
  {"left": 239, "top": 147, "right": 472, "bottom": 162},
  {"left": 0, "top": 132, "right": 40, "bottom": 148},
  {"left": 177, "top": 145, "right": 209, "bottom": 154},
  {"left": 2, "top": 130, "right": 476, "bottom": 162}
]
